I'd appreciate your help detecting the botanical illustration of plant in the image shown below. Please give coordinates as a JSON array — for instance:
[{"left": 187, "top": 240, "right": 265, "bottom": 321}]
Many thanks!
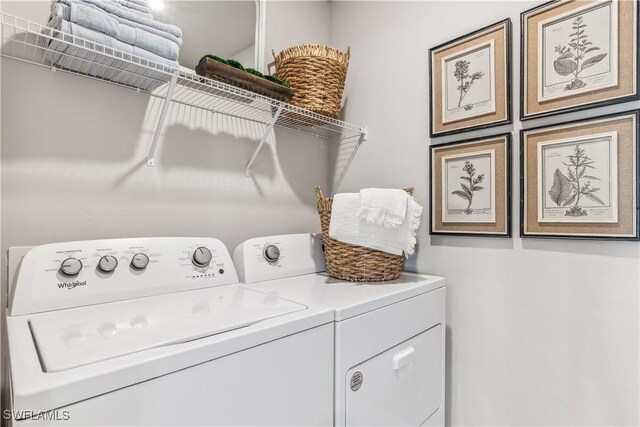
[
  {"left": 451, "top": 160, "right": 485, "bottom": 214},
  {"left": 453, "top": 60, "right": 484, "bottom": 109},
  {"left": 553, "top": 15, "right": 607, "bottom": 91},
  {"left": 548, "top": 144, "right": 605, "bottom": 216}
]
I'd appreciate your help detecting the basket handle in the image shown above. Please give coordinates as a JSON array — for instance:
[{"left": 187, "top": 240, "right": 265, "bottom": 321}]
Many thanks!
[
  {"left": 316, "top": 186, "right": 412, "bottom": 199},
  {"left": 267, "top": 60, "right": 277, "bottom": 77}
]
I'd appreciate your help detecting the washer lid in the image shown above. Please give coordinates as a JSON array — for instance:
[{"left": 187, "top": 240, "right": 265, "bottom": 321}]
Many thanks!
[{"left": 29, "top": 284, "right": 306, "bottom": 372}]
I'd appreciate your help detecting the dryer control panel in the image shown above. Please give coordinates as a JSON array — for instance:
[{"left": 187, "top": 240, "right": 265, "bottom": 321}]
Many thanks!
[
  {"left": 9, "top": 237, "right": 238, "bottom": 316},
  {"left": 233, "top": 233, "right": 325, "bottom": 283}
]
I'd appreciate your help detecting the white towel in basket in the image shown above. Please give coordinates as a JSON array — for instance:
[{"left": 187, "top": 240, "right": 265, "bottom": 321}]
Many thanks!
[
  {"left": 329, "top": 193, "right": 422, "bottom": 257},
  {"left": 358, "top": 188, "right": 408, "bottom": 229}
]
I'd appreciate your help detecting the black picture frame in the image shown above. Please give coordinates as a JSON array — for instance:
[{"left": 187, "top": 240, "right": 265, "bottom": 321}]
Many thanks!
[
  {"left": 520, "top": 0, "right": 640, "bottom": 121},
  {"left": 429, "top": 132, "right": 512, "bottom": 237},
  {"left": 520, "top": 109, "right": 640, "bottom": 240},
  {"left": 428, "top": 18, "right": 513, "bottom": 138}
]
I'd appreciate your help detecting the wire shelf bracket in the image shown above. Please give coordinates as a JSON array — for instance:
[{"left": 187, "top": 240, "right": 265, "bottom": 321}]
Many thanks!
[
  {"left": 245, "top": 103, "right": 284, "bottom": 177},
  {"left": 359, "top": 126, "right": 368, "bottom": 144},
  {"left": 146, "top": 73, "right": 178, "bottom": 167}
]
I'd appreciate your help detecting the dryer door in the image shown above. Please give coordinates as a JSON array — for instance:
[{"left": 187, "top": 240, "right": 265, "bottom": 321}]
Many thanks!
[{"left": 345, "top": 324, "right": 443, "bottom": 426}]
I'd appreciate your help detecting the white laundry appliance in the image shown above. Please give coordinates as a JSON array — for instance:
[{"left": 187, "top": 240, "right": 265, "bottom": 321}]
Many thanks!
[
  {"left": 5, "top": 237, "right": 334, "bottom": 426},
  {"left": 234, "top": 234, "right": 446, "bottom": 427}
]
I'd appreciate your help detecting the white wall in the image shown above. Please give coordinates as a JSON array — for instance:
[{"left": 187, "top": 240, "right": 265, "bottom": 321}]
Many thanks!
[
  {"left": 0, "top": 0, "right": 331, "bottom": 267},
  {"left": 231, "top": 44, "right": 257, "bottom": 69},
  {"left": 263, "top": 0, "right": 331, "bottom": 70},
  {"left": 0, "top": 0, "right": 331, "bottom": 413},
  {"left": 330, "top": 1, "right": 639, "bottom": 425}
]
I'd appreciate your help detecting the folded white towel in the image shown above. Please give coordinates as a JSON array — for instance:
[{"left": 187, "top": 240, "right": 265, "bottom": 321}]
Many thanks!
[
  {"left": 56, "top": 0, "right": 183, "bottom": 38},
  {"left": 358, "top": 188, "right": 408, "bottom": 229},
  {"left": 45, "top": 19, "right": 179, "bottom": 91},
  {"left": 50, "top": 2, "right": 182, "bottom": 60},
  {"left": 329, "top": 193, "right": 423, "bottom": 257},
  {"left": 111, "top": 0, "right": 153, "bottom": 16}
]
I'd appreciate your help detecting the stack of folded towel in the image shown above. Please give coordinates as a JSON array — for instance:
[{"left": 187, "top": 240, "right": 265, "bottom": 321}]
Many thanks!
[
  {"left": 44, "top": 0, "right": 183, "bottom": 91},
  {"left": 329, "top": 188, "right": 423, "bottom": 257}
]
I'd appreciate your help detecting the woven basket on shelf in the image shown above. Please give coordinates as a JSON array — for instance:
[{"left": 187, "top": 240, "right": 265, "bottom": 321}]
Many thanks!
[
  {"left": 315, "top": 186, "right": 414, "bottom": 282},
  {"left": 273, "top": 45, "right": 350, "bottom": 119}
]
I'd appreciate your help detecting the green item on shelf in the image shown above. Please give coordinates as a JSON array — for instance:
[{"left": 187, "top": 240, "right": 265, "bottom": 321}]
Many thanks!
[
  {"left": 198, "top": 54, "right": 229, "bottom": 65},
  {"left": 198, "top": 55, "right": 290, "bottom": 90},
  {"left": 246, "top": 68, "right": 264, "bottom": 79},
  {"left": 226, "top": 59, "right": 245, "bottom": 71},
  {"left": 264, "top": 75, "right": 290, "bottom": 88}
]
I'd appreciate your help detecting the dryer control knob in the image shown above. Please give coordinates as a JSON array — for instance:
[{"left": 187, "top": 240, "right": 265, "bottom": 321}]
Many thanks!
[
  {"left": 263, "top": 245, "right": 280, "bottom": 263},
  {"left": 60, "top": 257, "right": 83, "bottom": 276},
  {"left": 131, "top": 253, "right": 150, "bottom": 270},
  {"left": 98, "top": 255, "right": 118, "bottom": 273},
  {"left": 192, "top": 247, "right": 213, "bottom": 267}
]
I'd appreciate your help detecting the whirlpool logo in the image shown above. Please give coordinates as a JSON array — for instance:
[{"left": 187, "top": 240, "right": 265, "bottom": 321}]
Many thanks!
[{"left": 57, "top": 280, "right": 87, "bottom": 290}]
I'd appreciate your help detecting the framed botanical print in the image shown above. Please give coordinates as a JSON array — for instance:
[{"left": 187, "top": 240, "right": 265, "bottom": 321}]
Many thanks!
[
  {"left": 430, "top": 133, "right": 512, "bottom": 237},
  {"left": 521, "top": 0, "right": 639, "bottom": 120},
  {"left": 429, "top": 19, "right": 512, "bottom": 137},
  {"left": 521, "top": 110, "right": 639, "bottom": 240}
]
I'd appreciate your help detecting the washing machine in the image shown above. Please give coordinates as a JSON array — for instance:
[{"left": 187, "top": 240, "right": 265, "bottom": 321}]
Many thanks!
[
  {"left": 234, "top": 233, "right": 446, "bottom": 427},
  {"left": 5, "top": 237, "right": 334, "bottom": 426}
]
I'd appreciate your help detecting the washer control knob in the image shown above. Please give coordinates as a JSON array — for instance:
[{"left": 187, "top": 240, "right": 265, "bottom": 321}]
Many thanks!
[
  {"left": 192, "top": 247, "right": 213, "bottom": 268},
  {"left": 60, "top": 257, "right": 83, "bottom": 276},
  {"left": 263, "top": 245, "right": 280, "bottom": 263},
  {"left": 131, "top": 253, "right": 150, "bottom": 270},
  {"left": 98, "top": 255, "right": 118, "bottom": 273}
]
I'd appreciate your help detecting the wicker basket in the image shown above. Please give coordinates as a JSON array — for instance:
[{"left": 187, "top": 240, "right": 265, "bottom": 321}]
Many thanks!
[
  {"left": 273, "top": 45, "right": 350, "bottom": 119},
  {"left": 315, "top": 186, "right": 414, "bottom": 282}
]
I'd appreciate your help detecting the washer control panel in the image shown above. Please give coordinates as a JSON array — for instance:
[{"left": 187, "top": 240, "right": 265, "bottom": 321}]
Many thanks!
[
  {"left": 10, "top": 237, "right": 238, "bottom": 316},
  {"left": 233, "top": 233, "right": 325, "bottom": 283}
]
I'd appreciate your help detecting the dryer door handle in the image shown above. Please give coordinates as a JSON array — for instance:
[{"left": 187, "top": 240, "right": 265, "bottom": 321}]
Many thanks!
[{"left": 392, "top": 346, "right": 415, "bottom": 370}]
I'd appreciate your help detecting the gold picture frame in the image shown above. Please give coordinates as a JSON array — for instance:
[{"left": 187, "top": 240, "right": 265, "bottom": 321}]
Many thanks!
[
  {"left": 521, "top": 110, "right": 639, "bottom": 240},
  {"left": 521, "top": 0, "right": 639, "bottom": 120},
  {"left": 429, "top": 19, "right": 512, "bottom": 137}
]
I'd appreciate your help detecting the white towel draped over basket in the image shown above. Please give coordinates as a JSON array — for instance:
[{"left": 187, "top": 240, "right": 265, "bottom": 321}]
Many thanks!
[{"left": 329, "top": 188, "right": 423, "bottom": 257}]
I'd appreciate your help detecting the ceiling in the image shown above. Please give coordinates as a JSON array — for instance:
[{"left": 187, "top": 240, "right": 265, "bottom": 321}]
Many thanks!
[{"left": 154, "top": 0, "right": 256, "bottom": 69}]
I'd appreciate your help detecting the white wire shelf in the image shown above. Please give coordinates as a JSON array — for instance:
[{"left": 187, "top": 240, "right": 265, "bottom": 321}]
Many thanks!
[{"left": 0, "top": 12, "right": 367, "bottom": 175}]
